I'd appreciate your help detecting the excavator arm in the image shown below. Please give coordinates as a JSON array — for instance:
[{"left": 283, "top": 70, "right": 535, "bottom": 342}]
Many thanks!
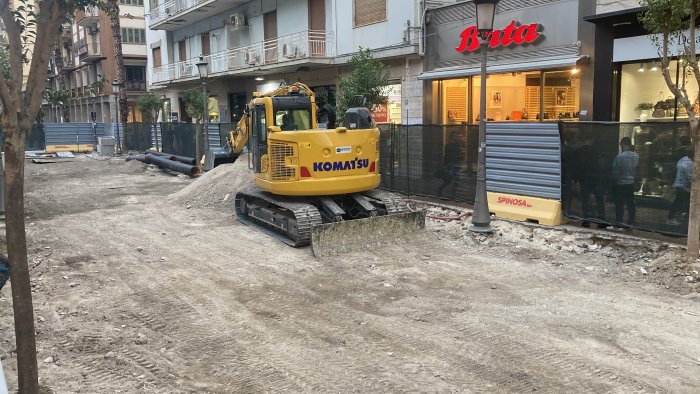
[{"left": 206, "top": 82, "right": 322, "bottom": 170}]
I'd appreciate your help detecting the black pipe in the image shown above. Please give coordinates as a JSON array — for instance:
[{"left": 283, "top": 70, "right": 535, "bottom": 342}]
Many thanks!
[
  {"left": 126, "top": 155, "right": 148, "bottom": 163},
  {"left": 146, "top": 150, "right": 196, "bottom": 165},
  {"left": 145, "top": 153, "right": 201, "bottom": 177}
]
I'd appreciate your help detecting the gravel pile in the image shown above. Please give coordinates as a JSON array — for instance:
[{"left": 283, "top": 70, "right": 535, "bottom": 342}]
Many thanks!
[{"left": 168, "top": 154, "right": 254, "bottom": 212}]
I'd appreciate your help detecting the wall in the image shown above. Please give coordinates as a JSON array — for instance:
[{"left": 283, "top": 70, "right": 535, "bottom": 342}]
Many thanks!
[
  {"left": 596, "top": 0, "right": 640, "bottom": 14},
  {"left": 334, "top": 0, "right": 417, "bottom": 56},
  {"left": 428, "top": 0, "right": 581, "bottom": 71}
]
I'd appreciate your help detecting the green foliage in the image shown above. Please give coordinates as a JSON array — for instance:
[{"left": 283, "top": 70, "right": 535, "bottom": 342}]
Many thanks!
[
  {"left": 337, "top": 47, "right": 390, "bottom": 115},
  {"left": 635, "top": 102, "right": 654, "bottom": 110},
  {"left": 182, "top": 88, "right": 206, "bottom": 121},
  {"left": 47, "top": 89, "right": 72, "bottom": 106},
  {"left": 639, "top": 0, "right": 696, "bottom": 59},
  {"left": 136, "top": 92, "right": 163, "bottom": 123}
]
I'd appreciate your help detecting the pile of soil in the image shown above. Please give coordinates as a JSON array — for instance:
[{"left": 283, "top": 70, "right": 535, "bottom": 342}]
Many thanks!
[
  {"left": 168, "top": 154, "right": 254, "bottom": 212},
  {"left": 121, "top": 159, "right": 149, "bottom": 174}
]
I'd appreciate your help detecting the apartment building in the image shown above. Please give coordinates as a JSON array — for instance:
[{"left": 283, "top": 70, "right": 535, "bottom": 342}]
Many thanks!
[
  {"left": 146, "top": 0, "right": 458, "bottom": 125},
  {"left": 46, "top": 2, "right": 149, "bottom": 124}
]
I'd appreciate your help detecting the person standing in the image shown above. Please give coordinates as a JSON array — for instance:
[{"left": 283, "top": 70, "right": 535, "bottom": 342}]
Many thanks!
[
  {"left": 574, "top": 133, "right": 607, "bottom": 227},
  {"left": 667, "top": 148, "right": 693, "bottom": 225},
  {"left": 611, "top": 137, "right": 639, "bottom": 227}
]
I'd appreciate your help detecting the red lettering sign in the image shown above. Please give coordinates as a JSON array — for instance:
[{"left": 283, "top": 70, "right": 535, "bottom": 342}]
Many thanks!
[
  {"left": 455, "top": 20, "right": 542, "bottom": 52},
  {"left": 497, "top": 196, "right": 533, "bottom": 208},
  {"left": 372, "top": 104, "right": 388, "bottom": 123}
]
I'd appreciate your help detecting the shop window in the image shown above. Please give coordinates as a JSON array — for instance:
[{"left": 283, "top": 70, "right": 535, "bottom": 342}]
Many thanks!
[
  {"left": 371, "top": 84, "right": 402, "bottom": 123},
  {"left": 542, "top": 70, "right": 580, "bottom": 121},
  {"left": 354, "top": 0, "right": 387, "bottom": 27},
  {"left": 439, "top": 79, "right": 469, "bottom": 124},
  {"left": 472, "top": 72, "right": 539, "bottom": 122},
  {"left": 208, "top": 96, "right": 219, "bottom": 123},
  {"left": 618, "top": 60, "right": 700, "bottom": 122}
]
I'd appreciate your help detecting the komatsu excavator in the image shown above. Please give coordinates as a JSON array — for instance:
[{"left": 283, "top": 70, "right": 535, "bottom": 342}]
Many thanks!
[{"left": 218, "top": 82, "right": 424, "bottom": 256}]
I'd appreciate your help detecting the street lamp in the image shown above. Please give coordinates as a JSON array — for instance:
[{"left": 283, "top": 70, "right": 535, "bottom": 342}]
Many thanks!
[
  {"left": 90, "top": 90, "right": 97, "bottom": 152},
  {"left": 196, "top": 56, "right": 209, "bottom": 169},
  {"left": 112, "top": 79, "right": 122, "bottom": 154},
  {"left": 470, "top": 0, "right": 499, "bottom": 233}
]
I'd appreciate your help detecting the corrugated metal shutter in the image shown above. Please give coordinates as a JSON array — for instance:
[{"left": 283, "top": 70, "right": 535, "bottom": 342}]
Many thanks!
[
  {"left": 44, "top": 123, "right": 106, "bottom": 146},
  {"left": 486, "top": 122, "right": 561, "bottom": 200},
  {"left": 354, "top": 0, "right": 386, "bottom": 27}
]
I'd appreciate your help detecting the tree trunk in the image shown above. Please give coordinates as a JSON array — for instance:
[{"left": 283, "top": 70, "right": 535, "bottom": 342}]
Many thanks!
[
  {"left": 688, "top": 120, "right": 700, "bottom": 260},
  {"left": 108, "top": 0, "right": 128, "bottom": 151},
  {"left": 3, "top": 122, "right": 38, "bottom": 394}
]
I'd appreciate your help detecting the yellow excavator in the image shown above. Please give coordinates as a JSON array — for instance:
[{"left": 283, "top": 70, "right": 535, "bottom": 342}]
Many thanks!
[{"left": 214, "top": 82, "right": 424, "bottom": 256}]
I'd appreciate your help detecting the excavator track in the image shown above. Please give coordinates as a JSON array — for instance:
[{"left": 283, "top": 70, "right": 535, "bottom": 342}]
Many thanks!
[
  {"left": 362, "top": 189, "right": 410, "bottom": 214},
  {"left": 235, "top": 190, "right": 323, "bottom": 247}
]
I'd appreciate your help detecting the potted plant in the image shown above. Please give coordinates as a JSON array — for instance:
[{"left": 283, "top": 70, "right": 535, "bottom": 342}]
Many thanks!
[{"left": 636, "top": 102, "right": 654, "bottom": 122}]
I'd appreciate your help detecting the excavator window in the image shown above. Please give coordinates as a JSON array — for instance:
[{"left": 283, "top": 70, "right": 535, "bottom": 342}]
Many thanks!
[{"left": 275, "top": 109, "right": 311, "bottom": 131}]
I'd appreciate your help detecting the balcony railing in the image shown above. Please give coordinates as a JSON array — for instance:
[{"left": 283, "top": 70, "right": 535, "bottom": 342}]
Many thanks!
[
  {"left": 125, "top": 80, "right": 147, "bottom": 92},
  {"left": 150, "top": 0, "right": 209, "bottom": 27},
  {"left": 78, "top": 42, "right": 102, "bottom": 61},
  {"left": 151, "top": 30, "right": 335, "bottom": 84}
]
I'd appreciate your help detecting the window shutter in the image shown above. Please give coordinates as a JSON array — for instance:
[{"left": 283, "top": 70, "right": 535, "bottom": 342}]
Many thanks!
[{"left": 354, "top": 0, "right": 386, "bottom": 27}]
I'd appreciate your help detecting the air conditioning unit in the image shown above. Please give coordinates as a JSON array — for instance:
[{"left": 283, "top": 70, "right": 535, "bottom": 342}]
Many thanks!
[
  {"left": 244, "top": 50, "right": 258, "bottom": 65},
  {"left": 282, "top": 44, "right": 297, "bottom": 59},
  {"left": 229, "top": 13, "right": 246, "bottom": 27}
]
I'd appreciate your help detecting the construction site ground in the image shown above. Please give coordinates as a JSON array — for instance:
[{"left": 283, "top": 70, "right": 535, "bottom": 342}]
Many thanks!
[{"left": 1, "top": 154, "right": 699, "bottom": 393}]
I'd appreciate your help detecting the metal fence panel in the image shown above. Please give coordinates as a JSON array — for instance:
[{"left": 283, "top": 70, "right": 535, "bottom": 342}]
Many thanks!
[
  {"left": 485, "top": 122, "right": 562, "bottom": 200},
  {"left": 378, "top": 124, "right": 478, "bottom": 203},
  {"left": 560, "top": 121, "right": 692, "bottom": 236}
]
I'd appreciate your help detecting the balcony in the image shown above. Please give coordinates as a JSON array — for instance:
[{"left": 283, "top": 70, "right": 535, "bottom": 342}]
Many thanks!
[
  {"left": 125, "top": 80, "right": 147, "bottom": 92},
  {"left": 76, "top": 6, "right": 100, "bottom": 28},
  {"left": 63, "top": 59, "right": 79, "bottom": 71},
  {"left": 151, "top": 30, "right": 335, "bottom": 84},
  {"left": 149, "top": 0, "right": 248, "bottom": 31},
  {"left": 78, "top": 42, "right": 103, "bottom": 62}
]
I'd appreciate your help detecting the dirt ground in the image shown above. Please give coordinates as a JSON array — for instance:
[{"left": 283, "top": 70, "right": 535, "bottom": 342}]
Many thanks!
[{"left": 1, "top": 154, "right": 699, "bottom": 393}]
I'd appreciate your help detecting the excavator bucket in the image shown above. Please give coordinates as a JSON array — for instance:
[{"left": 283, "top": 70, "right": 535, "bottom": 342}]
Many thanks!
[
  {"left": 310, "top": 211, "right": 426, "bottom": 258},
  {"left": 203, "top": 147, "right": 239, "bottom": 171}
]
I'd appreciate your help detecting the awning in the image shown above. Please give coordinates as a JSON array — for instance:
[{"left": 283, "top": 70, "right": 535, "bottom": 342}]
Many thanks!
[{"left": 417, "top": 56, "right": 587, "bottom": 81}]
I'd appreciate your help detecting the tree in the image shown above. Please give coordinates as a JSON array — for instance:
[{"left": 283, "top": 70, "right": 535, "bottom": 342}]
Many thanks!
[
  {"left": 337, "top": 47, "right": 390, "bottom": 116},
  {"left": 183, "top": 88, "right": 205, "bottom": 164},
  {"left": 106, "top": 0, "right": 127, "bottom": 150},
  {"left": 136, "top": 92, "right": 163, "bottom": 150},
  {"left": 640, "top": 0, "right": 700, "bottom": 260},
  {"left": 0, "top": 0, "right": 103, "bottom": 392}
]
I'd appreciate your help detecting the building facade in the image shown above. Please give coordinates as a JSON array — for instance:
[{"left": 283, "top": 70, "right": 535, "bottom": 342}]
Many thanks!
[
  {"left": 46, "top": 2, "right": 149, "bottom": 124},
  {"left": 145, "top": 0, "right": 459, "bottom": 126},
  {"left": 420, "top": 0, "right": 596, "bottom": 125}
]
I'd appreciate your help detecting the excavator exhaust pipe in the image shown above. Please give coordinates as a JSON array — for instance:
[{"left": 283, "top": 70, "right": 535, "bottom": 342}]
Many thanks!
[{"left": 310, "top": 210, "right": 426, "bottom": 258}]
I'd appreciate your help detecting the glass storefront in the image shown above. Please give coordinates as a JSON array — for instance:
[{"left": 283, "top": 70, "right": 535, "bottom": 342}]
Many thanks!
[
  {"left": 432, "top": 69, "right": 581, "bottom": 125},
  {"left": 618, "top": 59, "right": 699, "bottom": 122}
]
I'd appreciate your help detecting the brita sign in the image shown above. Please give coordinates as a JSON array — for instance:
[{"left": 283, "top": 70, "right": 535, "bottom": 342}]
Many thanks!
[{"left": 455, "top": 20, "right": 543, "bottom": 52}]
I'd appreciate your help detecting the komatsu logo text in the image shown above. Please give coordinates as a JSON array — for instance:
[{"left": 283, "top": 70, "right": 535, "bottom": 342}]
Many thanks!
[{"left": 313, "top": 158, "right": 370, "bottom": 172}]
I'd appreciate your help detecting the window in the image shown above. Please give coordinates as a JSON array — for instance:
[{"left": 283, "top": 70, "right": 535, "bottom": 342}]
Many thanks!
[
  {"left": 275, "top": 110, "right": 311, "bottom": 131},
  {"left": 120, "top": 0, "right": 144, "bottom": 5},
  {"left": 121, "top": 28, "right": 146, "bottom": 44},
  {"left": 433, "top": 69, "right": 581, "bottom": 125},
  {"left": 125, "top": 65, "right": 146, "bottom": 91},
  {"left": 618, "top": 60, "right": 693, "bottom": 122},
  {"left": 353, "top": 0, "right": 386, "bottom": 27}
]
